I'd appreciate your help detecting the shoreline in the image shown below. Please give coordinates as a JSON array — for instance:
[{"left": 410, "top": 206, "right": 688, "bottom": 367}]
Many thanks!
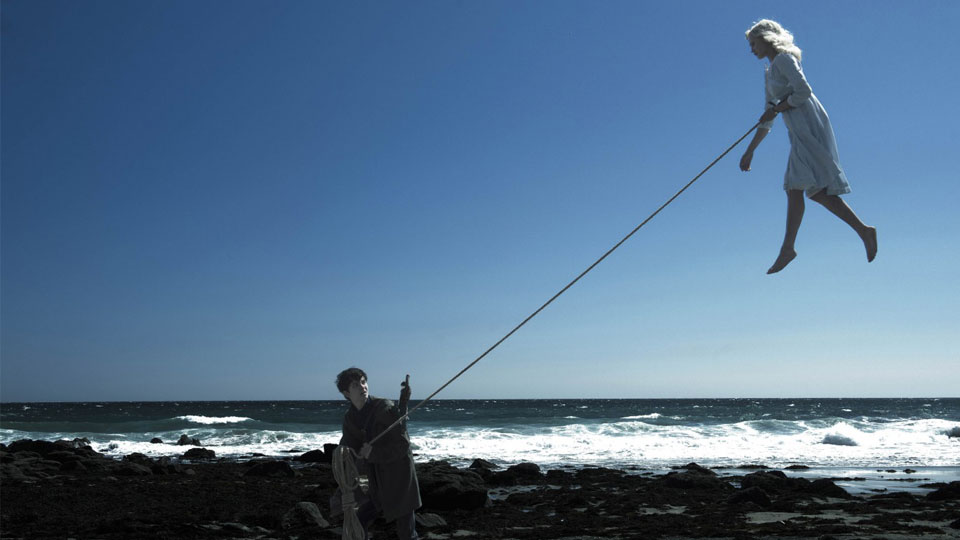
[
  {"left": 3, "top": 438, "right": 960, "bottom": 539},
  {"left": 14, "top": 440, "right": 960, "bottom": 497}
]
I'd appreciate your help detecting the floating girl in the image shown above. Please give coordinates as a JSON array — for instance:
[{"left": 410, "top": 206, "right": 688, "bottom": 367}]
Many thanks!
[{"left": 739, "top": 19, "right": 877, "bottom": 274}]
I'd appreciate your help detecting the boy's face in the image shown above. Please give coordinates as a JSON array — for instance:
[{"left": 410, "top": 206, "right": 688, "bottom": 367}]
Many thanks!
[{"left": 342, "top": 376, "right": 368, "bottom": 409}]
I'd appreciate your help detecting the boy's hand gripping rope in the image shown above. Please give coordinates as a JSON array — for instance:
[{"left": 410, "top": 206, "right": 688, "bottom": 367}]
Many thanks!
[{"left": 369, "top": 122, "right": 761, "bottom": 446}]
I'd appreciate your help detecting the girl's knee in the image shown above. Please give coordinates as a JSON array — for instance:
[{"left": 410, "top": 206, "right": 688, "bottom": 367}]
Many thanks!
[{"left": 809, "top": 189, "right": 832, "bottom": 204}]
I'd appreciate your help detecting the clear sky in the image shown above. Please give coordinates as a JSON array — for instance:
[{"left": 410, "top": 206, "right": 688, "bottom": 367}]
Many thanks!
[{"left": 2, "top": 1, "right": 958, "bottom": 402}]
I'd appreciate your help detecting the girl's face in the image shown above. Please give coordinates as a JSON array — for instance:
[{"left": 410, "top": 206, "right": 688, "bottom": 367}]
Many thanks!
[{"left": 749, "top": 35, "right": 772, "bottom": 59}]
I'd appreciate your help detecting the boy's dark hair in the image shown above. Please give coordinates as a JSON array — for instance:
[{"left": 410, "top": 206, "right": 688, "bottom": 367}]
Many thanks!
[{"left": 335, "top": 367, "right": 367, "bottom": 393}]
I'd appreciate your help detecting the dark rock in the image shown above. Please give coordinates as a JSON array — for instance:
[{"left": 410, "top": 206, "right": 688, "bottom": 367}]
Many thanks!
[
  {"left": 740, "top": 470, "right": 851, "bottom": 500},
  {"left": 575, "top": 467, "right": 623, "bottom": 480},
  {"left": 466, "top": 459, "right": 499, "bottom": 482},
  {"left": 944, "top": 426, "right": 960, "bottom": 438},
  {"left": 60, "top": 460, "right": 88, "bottom": 473},
  {"left": 4, "top": 442, "right": 107, "bottom": 479},
  {"left": 415, "top": 512, "right": 447, "bottom": 528},
  {"left": 123, "top": 453, "right": 155, "bottom": 467},
  {"left": 416, "top": 460, "right": 489, "bottom": 510},
  {"left": 177, "top": 434, "right": 202, "bottom": 446},
  {"left": 281, "top": 501, "right": 329, "bottom": 529},
  {"left": 35, "top": 459, "right": 64, "bottom": 472},
  {"left": 150, "top": 438, "right": 163, "bottom": 444},
  {"left": 244, "top": 460, "right": 299, "bottom": 478},
  {"left": 509, "top": 462, "right": 541, "bottom": 477},
  {"left": 741, "top": 471, "right": 792, "bottom": 493},
  {"left": 727, "top": 486, "right": 772, "bottom": 508},
  {"left": 927, "top": 481, "right": 960, "bottom": 501},
  {"left": 182, "top": 448, "right": 216, "bottom": 460},
  {"left": 219, "top": 522, "right": 254, "bottom": 534},
  {"left": 658, "top": 470, "right": 726, "bottom": 490},
  {"left": 114, "top": 462, "right": 153, "bottom": 476},
  {"left": 676, "top": 463, "right": 717, "bottom": 475},
  {"left": 7, "top": 439, "right": 68, "bottom": 456},
  {"left": 469, "top": 458, "right": 498, "bottom": 471},
  {"left": 821, "top": 434, "right": 858, "bottom": 446},
  {"left": 323, "top": 443, "right": 339, "bottom": 457},
  {"left": 505, "top": 489, "right": 544, "bottom": 506},
  {"left": 61, "top": 437, "right": 92, "bottom": 448},
  {"left": 554, "top": 489, "right": 590, "bottom": 511},
  {"left": 806, "top": 479, "right": 852, "bottom": 499},
  {"left": 73, "top": 445, "right": 103, "bottom": 459},
  {"left": 46, "top": 451, "right": 83, "bottom": 465},
  {"left": 7, "top": 451, "right": 953, "bottom": 540},
  {"left": 1, "top": 463, "right": 32, "bottom": 481},
  {"left": 487, "top": 461, "right": 543, "bottom": 486},
  {"left": 546, "top": 469, "right": 574, "bottom": 483},
  {"left": 785, "top": 465, "right": 810, "bottom": 470},
  {"left": 150, "top": 456, "right": 182, "bottom": 475},
  {"left": 295, "top": 449, "right": 329, "bottom": 463},
  {"left": 734, "top": 464, "right": 769, "bottom": 470},
  {"left": 63, "top": 448, "right": 109, "bottom": 472}
]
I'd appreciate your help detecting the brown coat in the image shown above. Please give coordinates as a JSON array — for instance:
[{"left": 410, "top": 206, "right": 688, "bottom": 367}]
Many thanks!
[{"left": 341, "top": 396, "right": 421, "bottom": 521}]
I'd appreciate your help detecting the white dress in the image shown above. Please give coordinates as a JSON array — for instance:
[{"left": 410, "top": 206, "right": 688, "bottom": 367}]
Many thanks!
[{"left": 759, "top": 53, "right": 851, "bottom": 197}]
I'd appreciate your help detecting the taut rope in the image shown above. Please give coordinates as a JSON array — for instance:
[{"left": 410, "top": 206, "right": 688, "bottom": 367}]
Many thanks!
[{"left": 370, "top": 122, "right": 761, "bottom": 446}]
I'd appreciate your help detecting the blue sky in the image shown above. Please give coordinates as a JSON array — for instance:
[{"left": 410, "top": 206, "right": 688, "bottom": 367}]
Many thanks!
[{"left": 2, "top": 1, "right": 958, "bottom": 402}]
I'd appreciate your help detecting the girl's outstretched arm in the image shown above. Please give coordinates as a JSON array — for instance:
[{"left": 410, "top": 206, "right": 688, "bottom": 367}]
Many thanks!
[{"left": 740, "top": 127, "right": 770, "bottom": 171}]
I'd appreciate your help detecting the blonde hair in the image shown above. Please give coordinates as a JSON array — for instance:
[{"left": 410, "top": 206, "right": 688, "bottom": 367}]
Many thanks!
[{"left": 745, "top": 19, "right": 802, "bottom": 61}]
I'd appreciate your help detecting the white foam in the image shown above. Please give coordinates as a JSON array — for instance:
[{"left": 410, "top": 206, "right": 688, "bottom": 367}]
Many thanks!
[
  {"left": 94, "top": 430, "right": 343, "bottom": 459},
  {"left": 6, "top": 415, "right": 957, "bottom": 470},
  {"left": 409, "top": 418, "right": 960, "bottom": 469},
  {"left": 175, "top": 415, "right": 252, "bottom": 425}
]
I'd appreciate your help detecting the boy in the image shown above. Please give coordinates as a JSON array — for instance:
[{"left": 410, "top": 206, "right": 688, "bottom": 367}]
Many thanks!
[{"left": 336, "top": 367, "right": 421, "bottom": 540}]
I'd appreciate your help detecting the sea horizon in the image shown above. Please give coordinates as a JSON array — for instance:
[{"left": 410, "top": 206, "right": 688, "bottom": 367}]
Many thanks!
[{"left": 3, "top": 396, "right": 958, "bottom": 404}]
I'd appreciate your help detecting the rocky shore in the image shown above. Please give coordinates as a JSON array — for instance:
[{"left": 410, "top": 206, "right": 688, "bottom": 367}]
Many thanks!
[{"left": 2, "top": 438, "right": 959, "bottom": 539}]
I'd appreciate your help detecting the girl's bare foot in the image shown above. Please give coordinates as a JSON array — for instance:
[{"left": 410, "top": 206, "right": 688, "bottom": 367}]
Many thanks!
[
  {"left": 767, "top": 249, "right": 797, "bottom": 274},
  {"left": 863, "top": 227, "right": 878, "bottom": 262}
]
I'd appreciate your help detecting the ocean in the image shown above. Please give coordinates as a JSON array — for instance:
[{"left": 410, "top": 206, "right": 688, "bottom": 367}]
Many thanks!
[{"left": 3, "top": 398, "right": 958, "bottom": 475}]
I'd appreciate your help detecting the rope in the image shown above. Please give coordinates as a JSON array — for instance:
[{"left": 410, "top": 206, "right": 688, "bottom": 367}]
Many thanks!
[
  {"left": 332, "top": 445, "right": 365, "bottom": 540},
  {"left": 369, "top": 122, "right": 760, "bottom": 446}
]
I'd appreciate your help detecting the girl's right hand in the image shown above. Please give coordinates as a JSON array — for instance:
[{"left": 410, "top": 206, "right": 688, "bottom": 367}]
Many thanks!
[{"left": 740, "top": 151, "right": 753, "bottom": 171}]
